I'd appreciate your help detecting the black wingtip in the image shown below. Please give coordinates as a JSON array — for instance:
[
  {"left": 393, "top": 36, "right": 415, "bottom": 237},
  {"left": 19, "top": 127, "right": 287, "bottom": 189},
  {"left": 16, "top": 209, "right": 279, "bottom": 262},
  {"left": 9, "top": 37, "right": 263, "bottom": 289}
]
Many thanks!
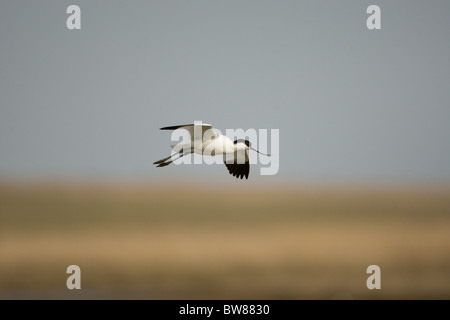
[
  {"left": 224, "top": 162, "right": 250, "bottom": 180},
  {"left": 160, "top": 124, "right": 193, "bottom": 131}
]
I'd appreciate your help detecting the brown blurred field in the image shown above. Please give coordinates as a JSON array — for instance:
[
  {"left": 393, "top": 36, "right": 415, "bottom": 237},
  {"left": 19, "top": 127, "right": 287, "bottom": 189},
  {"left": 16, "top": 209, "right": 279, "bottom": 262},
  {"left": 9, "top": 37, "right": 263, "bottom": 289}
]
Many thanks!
[{"left": 1, "top": 181, "right": 450, "bottom": 299}]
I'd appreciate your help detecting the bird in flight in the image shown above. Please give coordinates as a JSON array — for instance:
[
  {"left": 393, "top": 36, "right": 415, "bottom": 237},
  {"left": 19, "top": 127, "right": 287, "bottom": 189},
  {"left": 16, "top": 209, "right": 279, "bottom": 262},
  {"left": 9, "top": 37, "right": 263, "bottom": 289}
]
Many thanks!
[{"left": 153, "top": 123, "right": 270, "bottom": 179}]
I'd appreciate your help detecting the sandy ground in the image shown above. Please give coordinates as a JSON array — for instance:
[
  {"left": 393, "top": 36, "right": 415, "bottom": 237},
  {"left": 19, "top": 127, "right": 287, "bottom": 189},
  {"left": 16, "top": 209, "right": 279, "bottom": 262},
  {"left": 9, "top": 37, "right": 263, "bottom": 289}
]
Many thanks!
[{"left": 1, "top": 182, "right": 449, "bottom": 299}]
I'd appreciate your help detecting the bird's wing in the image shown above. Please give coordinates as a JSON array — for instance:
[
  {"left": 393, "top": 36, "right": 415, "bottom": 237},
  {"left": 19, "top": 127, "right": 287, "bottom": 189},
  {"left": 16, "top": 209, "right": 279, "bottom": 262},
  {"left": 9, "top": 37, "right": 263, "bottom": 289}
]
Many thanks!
[
  {"left": 224, "top": 150, "right": 249, "bottom": 180},
  {"left": 160, "top": 123, "right": 216, "bottom": 141}
]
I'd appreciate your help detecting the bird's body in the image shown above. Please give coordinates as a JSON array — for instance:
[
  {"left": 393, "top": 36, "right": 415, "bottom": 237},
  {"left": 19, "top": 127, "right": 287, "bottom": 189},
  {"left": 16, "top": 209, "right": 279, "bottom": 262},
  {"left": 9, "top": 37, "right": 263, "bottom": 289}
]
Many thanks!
[{"left": 154, "top": 123, "right": 269, "bottom": 179}]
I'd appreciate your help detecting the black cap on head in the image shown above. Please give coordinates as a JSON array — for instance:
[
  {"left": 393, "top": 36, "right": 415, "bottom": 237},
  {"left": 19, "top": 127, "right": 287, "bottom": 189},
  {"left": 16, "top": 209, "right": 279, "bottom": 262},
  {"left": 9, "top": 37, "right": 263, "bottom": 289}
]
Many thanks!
[{"left": 233, "top": 139, "right": 251, "bottom": 148}]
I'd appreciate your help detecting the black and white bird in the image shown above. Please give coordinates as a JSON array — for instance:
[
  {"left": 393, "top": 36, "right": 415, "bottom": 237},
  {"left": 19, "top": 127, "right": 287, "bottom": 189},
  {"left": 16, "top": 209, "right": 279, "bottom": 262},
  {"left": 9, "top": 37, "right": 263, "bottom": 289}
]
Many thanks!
[{"left": 153, "top": 123, "right": 269, "bottom": 179}]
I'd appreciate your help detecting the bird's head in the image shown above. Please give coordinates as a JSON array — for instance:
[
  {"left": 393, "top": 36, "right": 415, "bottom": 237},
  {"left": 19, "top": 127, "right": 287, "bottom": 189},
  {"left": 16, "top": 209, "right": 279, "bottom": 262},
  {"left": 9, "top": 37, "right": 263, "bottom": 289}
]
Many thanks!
[
  {"left": 234, "top": 139, "right": 271, "bottom": 156},
  {"left": 233, "top": 139, "right": 251, "bottom": 151}
]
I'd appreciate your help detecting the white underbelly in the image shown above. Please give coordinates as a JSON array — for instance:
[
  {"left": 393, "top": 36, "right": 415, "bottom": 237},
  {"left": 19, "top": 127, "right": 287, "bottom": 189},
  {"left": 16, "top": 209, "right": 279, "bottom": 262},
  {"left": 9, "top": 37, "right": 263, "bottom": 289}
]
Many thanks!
[{"left": 198, "top": 136, "right": 234, "bottom": 156}]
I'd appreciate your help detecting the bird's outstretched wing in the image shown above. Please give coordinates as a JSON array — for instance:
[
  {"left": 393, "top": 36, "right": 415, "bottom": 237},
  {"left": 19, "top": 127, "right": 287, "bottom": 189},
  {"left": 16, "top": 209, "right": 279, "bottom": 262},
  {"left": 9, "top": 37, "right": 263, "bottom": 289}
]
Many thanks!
[
  {"left": 224, "top": 151, "right": 249, "bottom": 180},
  {"left": 160, "top": 123, "right": 216, "bottom": 141}
]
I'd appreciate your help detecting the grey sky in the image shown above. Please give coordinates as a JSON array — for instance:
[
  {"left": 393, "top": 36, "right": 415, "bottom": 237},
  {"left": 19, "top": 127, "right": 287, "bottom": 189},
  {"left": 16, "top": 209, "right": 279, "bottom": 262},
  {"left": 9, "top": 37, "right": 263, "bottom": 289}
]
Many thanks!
[{"left": 1, "top": 1, "right": 449, "bottom": 183}]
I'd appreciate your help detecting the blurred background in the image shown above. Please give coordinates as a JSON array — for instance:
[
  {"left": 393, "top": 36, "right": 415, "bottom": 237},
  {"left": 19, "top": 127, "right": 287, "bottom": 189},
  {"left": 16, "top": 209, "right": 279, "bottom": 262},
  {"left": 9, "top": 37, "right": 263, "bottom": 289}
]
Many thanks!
[{"left": 1, "top": 1, "right": 449, "bottom": 299}]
